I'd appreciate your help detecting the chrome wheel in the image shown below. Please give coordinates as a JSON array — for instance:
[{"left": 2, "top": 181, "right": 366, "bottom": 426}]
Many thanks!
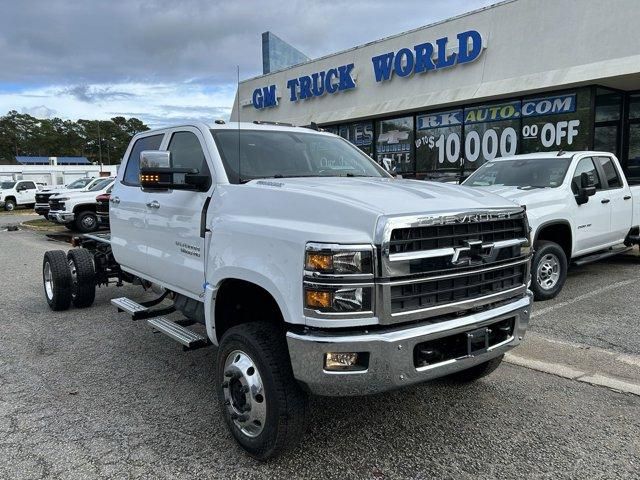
[
  {"left": 43, "top": 262, "right": 53, "bottom": 300},
  {"left": 68, "top": 259, "right": 78, "bottom": 299},
  {"left": 536, "top": 253, "right": 560, "bottom": 290},
  {"left": 222, "top": 350, "right": 266, "bottom": 438},
  {"left": 81, "top": 215, "right": 96, "bottom": 229}
]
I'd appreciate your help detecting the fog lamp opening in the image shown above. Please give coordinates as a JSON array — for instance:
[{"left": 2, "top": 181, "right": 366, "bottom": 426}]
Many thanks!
[{"left": 324, "top": 352, "right": 369, "bottom": 371}]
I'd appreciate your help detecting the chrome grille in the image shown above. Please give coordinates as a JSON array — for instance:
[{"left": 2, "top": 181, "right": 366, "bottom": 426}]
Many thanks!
[
  {"left": 389, "top": 218, "right": 527, "bottom": 254},
  {"left": 390, "top": 261, "right": 526, "bottom": 315},
  {"left": 377, "top": 209, "right": 530, "bottom": 325}
]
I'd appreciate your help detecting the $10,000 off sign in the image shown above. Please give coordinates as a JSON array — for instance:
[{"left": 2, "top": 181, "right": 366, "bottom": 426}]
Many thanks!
[{"left": 416, "top": 128, "right": 518, "bottom": 164}]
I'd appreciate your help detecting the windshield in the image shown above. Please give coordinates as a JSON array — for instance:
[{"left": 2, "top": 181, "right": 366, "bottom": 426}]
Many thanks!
[
  {"left": 0, "top": 181, "right": 16, "bottom": 189},
  {"left": 87, "top": 178, "right": 113, "bottom": 191},
  {"left": 68, "top": 178, "right": 92, "bottom": 189},
  {"left": 211, "top": 129, "right": 389, "bottom": 184},
  {"left": 464, "top": 158, "right": 571, "bottom": 189}
]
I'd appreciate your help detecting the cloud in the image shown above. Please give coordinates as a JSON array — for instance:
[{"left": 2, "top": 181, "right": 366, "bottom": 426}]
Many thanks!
[
  {"left": 64, "top": 85, "right": 137, "bottom": 103},
  {"left": 21, "top": 105, "right": 57, "bottom": 118}
]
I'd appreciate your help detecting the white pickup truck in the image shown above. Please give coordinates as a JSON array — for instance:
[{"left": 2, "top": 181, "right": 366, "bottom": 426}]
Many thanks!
[
  {"left": 0, "top": 179, "right": 39, "bottom": 211},
  {"left": 41, "top": 122, "right": 533, "bottom": 459},
  {"left": 34, "top": 177, "right": 99, "bottom": 218},
  {"left": 48, "top": 178, "right": 115, "bottom": 232},
  {"left": 463, "top": 151, "right": 640, "bottom": 300}
]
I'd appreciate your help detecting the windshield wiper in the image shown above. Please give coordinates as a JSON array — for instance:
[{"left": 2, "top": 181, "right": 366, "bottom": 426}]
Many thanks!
[{"left": 517, "top": 185, "right": 547, "bottom": 190}]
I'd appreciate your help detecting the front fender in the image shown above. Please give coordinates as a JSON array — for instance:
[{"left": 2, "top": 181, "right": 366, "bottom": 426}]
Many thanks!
[{"left": 204, "top": 266, "right": 293, "bottom": 346}]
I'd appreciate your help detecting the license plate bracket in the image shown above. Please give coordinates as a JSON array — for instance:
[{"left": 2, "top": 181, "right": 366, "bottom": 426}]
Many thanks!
[{"left": 467, "top": 327, "right": 489, "bottom": 356}]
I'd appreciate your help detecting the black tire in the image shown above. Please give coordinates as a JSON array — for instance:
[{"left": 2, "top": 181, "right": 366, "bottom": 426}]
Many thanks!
[
  {"left": 67, "top": 249, "right": 96, "bottom": 308},
  {"left": 531, "top": 240, "right": 567, "bottom": 301},
  {"left": 43, "top": 250, "right": 72, "bottom": 311},
  {"left": 73, "top": 210, "right": 98, "bottom": 233},
  {"left": 4, "top": 199, "right": 16, "bottom": 211},
  {"left": 216, "top": 322, "right": 308, "bottom": 460},
  {"left": 445, "top": 355, "right": 504, "bottom": 383}
]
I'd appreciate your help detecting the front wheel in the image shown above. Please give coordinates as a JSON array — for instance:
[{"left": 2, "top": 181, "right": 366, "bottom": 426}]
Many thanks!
[
  {"left": 216, "top": 322, "right": 308, "bottom": 460},
  {"left": 531, "top": 240, "right": 567, "bottom": 301},
  {"left": 74, "top": 211, "right": 98, "bottom": 233},
  {"left": 4, "top": 199, "right": 16, "bottom": 211}
]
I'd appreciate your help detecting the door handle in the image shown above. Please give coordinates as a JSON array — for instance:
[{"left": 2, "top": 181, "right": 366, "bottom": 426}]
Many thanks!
[
  {"left": 146, "top": 200, "right": 160, "bottom": 209},
  {"left": 624, "top": 195, "right": 632, "bottom": 200},
  {"left": 601, "top": 199, "right": 610, "bottom": 204},
  {"left": 110, "top": 196, "right": 120, "bottom": 204}
]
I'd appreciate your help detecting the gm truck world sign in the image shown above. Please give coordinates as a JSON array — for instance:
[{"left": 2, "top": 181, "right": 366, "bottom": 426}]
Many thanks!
[{"left": 252, "top": 30, "right": 485, "bottom": 109}]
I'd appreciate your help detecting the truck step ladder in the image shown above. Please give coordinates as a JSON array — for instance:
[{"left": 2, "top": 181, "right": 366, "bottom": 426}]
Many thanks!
[
  {"left": 111, "top": 292, "right": 175, "bottom": 320},
  {"left": 572, "top": 246, "right": 633, "bottom": 267},
  {"left": 147, "top": 317, "right": 208, "bottom": 350}
]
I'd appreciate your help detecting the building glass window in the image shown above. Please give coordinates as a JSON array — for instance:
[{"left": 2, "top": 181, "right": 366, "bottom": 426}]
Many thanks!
[
  {"left": 463, "top": 100, "right": 520, "bottom": 169},
  {"left": 415, "top": 109, "right": 463, "bottom": 178},
  {"left": 375, "top": 116, "right": 414, "bottom": 175},
  {"left": 595, "top": 88, "right": 622, "bottom": 122},
  {"left": 594, "top": 125, "right": 619, "bottom": 157},
  {"left": 520, "top": 89, "right": 592, "bottom": 154}
]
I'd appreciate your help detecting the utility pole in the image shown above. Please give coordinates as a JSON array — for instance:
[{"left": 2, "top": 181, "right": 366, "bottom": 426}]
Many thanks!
[{"left": 97, "top": 121, "right": 103, "bottom": 164}]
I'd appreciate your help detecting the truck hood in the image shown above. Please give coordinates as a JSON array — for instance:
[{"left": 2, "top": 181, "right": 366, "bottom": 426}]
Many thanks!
[
  {"left": 249, "top": 177, "right": 519, "bottom": 216},
  {"left": 470, "top": 185, "right": 563, "bottom": 208}
]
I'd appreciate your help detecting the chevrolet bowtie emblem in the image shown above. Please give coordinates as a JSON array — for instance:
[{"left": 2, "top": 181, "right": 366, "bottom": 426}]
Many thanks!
[{"left": 451, "top": 239, "right": 495, "bottom": 266}]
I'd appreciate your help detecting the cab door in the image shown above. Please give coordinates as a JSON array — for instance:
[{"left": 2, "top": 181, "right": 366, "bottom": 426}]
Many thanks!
[
  {"left": 595, "top": 155, "right": 633, "bottom": 243},
  {"left": 144, "top": 127, "right": 214, "bottom": 297},
  {"left": 109, "top": 133, "right": 164, "bottom": 277},
  {"left": 16, "top": 181, "right": 37, "bottom": 204},
  {"left": 571, "top": 157, "right": 611, "bottom": 255}
]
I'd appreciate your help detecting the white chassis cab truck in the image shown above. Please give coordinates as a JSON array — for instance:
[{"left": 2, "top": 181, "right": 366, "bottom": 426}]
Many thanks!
[
  {"left": 41, "top": 122, "right": 533, "bottom": 459},
  {"left": 463, "top": 152, "right": 640, "bottom": 300},
  {"left": 0, "top": 179, "right": 39, "bottom": 211}
]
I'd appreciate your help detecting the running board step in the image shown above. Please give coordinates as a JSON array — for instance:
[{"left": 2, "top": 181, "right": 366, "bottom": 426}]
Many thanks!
[
  {"left": 147, "top": 317, "right": 208, "bottom": 349},
  {"left": 572, "top": 246, "right": 633, "bottom": 266},
  {"left": 111, "top": 297, "right": 148, "bottom": 317}
]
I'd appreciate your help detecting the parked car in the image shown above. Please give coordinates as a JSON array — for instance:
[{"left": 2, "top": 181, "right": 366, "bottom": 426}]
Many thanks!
[
  {"left": 463, "top": 151, "right": 640, "bottom": 299},
  {"left": 0, "top": 180, "right": 39, "bottom": 211},
  {"left": 48, "top": 177, "right": 115, "bottom": 232},
  {"left": 35, "top": 177, "right": 98, "bottom": 218},
  {"left": 41, "top": 122, "right": 532, "bottom": 459},
  {"left": 95, "top": 186, "right": 112, "bottom": 228}
]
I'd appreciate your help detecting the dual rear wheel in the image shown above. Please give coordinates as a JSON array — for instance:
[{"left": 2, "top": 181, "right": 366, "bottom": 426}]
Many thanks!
[{"left": 43, "top": 249, "right": 96, "bottom": 311}]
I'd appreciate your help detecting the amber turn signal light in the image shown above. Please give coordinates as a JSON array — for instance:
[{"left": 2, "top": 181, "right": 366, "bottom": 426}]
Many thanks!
[
  {"left": 305, "top": 289, "right": 332, "bottom": 309},
  {"left": 305, "top": 252, "right": 333, "bottom": 272}
]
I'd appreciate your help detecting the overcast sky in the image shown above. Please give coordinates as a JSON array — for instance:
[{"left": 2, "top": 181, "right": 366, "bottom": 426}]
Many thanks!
[{"left": 0, "top": 0, "right": 495, "bottom": 127}]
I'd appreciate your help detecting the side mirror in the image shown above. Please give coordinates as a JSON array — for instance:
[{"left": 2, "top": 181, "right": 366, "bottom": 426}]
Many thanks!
[
  {"left": 139, "top": 150, "right": 209, "bottom": 192},
  {"left": 576, "top": 172, "right": 597, "bottom": 205}
]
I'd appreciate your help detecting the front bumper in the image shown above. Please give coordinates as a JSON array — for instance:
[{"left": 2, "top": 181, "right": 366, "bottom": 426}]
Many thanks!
[
  {"left": 287, "top": 293, "right": 531, "bottom": 396},
  {"left": 48, "top": 211, "right": 75, "bottom": 224},
  {"left": 34, "top": 203, "right": 50, "bottom": 215}
]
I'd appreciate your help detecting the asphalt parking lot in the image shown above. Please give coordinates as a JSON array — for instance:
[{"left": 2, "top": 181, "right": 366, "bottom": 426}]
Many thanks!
[{"left": 1, "top": 214, "right": 639, "bottom": 479}]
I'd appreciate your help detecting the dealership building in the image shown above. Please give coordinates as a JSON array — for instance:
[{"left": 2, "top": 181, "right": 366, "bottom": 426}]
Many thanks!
[{"left": 231, "top": 0, "right": 640, "bottom": 182}]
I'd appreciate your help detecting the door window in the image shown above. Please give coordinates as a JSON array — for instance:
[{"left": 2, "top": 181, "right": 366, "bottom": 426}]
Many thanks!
[
  {"left": 572, "top": 157, "right": 602, "bottom": 194},
  {"left": 123, "top": 134, "right": 164, "bottom": 186},
  {"left": 596, "top": 157, "right": 622, "bottom": 189},
  {"left": 168, "top": 131, "right": 210, "bottom": 173},
  {"left": 24, "top": 181, "right": 36, "bottom": 189}
]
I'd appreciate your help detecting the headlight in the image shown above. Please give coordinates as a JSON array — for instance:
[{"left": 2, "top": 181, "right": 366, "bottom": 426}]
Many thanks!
[
  {"left": 304, "top": 243, "right": 375, "bottom": 316},
  {"left": 305, "top": 285, "right": 373, "bottom": 312},
  {"left": 54, "top": 197, "right": 70, "bottom": 201},
  {"left": 305, "top": 243, "right": 373, "bottom": 275}
]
